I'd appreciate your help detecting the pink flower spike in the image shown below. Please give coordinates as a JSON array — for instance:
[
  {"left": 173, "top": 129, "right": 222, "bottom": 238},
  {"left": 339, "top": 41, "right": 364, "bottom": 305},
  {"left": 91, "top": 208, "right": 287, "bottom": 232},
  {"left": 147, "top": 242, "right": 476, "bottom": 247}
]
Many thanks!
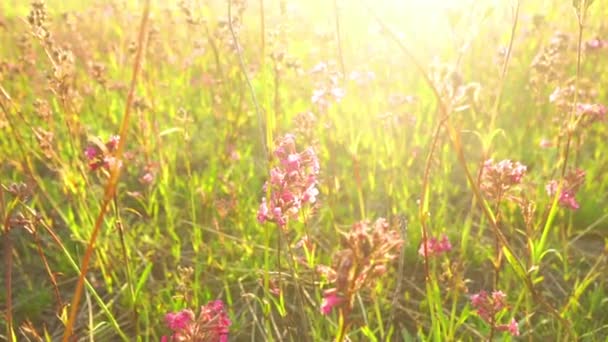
[
  {"left": 257, "top": 199, "right": 269, "bottom": 223},
  {"left": 164, "top": 309, "right": 193, "bottom": 331},
  {"left": 507, "top": 318, "right": 520, "bottom": 336},
  {"left": 559, "top": 191, "right": 580, "bottom": 210},
  {"left": 320, "top": 292, "right": 343, "bottom": 315},
  {"left": 439, "top": 234, "right": 452, "bottom": 253},
  {"left": 85, "top": 146, "right": 98, "bottom": 160}
]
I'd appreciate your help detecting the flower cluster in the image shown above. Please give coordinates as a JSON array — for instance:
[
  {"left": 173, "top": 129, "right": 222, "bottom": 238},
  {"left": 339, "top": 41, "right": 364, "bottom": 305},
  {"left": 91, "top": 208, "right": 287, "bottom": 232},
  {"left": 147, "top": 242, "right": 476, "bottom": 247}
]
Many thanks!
[
  {"left": 318, "top": 218, "right": 403, "bottom": 315},
  {"left": 576, "top": 103, "right": 607, "bottom": 126},
  {"left": 470, "top": 290, "right": 519, "bottom": 336},
  {"left": 309, "top": 61, "right": 345, "bottom": 112},
  {"left": 84, "top": 135, "right": 120, "bottom": 171},
  {"left": 162, "top": 300, "right": 231, "bottom": 342},
  {"left": 418, "top": 234, "right": 452, "bottom": 258},
  {"left": 257, "top": 134, "right": 319, "bottom": 229},
  {"left": 546, "top": 168, "right": 586, "bottom": 210},
  {"left": 480, "top": 159, "right": 527, "bottom": 199},
  {"left": 586, "top": 37, "right": 608, "bottom": 51}
]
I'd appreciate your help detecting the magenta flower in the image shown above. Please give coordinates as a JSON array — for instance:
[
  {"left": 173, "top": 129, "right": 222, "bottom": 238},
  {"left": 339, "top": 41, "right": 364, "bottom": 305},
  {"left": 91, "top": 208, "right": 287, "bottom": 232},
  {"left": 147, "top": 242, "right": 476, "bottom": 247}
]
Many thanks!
[
  {"left": 480, "top": 159, "right": 527, "bottom": 199},
  {"left": 546, "top": 169, "right": 585, "bottom": 210},
  {"left": 320, "top": 291, "right": 344, "bottom": 315},
  {"left": 470, "top": 289, "right": 520, "bottom": 336},
  {"left": 164, "top": 310, "right": 194, "bottom": 331},
  {"left": 162, "top": 300, "right": 231, "bottom": 342},
  {"left": 508, "top": 318, "right": 520, "bottom": 336},
  {"left": 418, "top": 234, "right": 452, "bottom": 258},
  {"left": 586, "top": 37, "right": 607, "bottom": 51},
  {"left": 84, "top": 135, "right": 121, "bottom": 171},
  {"left": 257, "top": 134, "right": 319, "bottom": 229}
]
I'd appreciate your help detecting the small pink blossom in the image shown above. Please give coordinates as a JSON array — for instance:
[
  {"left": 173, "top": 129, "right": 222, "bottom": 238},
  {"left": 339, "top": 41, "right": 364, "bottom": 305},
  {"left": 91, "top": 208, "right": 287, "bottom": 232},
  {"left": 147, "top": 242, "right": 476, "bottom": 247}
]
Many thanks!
[
  {"left": 84, "top": 135, "right": 122, "bottom": 171},
  {"left": 163, "top": 300, "right": 231, "bottom": 342},
  {"left": 586, "top": 37, "right": 607, "bottom": 51},
  {"left": 140, "top": 172, "right": 154, "bottom": 184},
  {"left": 546, "top": 169, "right": 585, "bottom": 210},
  {"left": 320, "top": 292, "right": 344, "bottom": 315},
  {"left": 257, "top": 134, "right": 319, "bottom": 229},
  {"left": 481, "top": 159, "right": 527, "bottom": 199},
  {"left": 164, "top": 310, "right": 194, "bottom": 331},
  {"left": 497, "top": 318, "right": 520, "bottom": 337},
  {"left": 539, "top": 138, "right": 554, "bottom": 148},
  {"left": 85, "top": 146, "right": 98, "bottom": 160},
  {"left": 576, "top": 103, "right": 607, "bottom": 123},
  {"left": 507, "top": 318, "right": 520, "bottom": 336},
  {"left": 470, "top": 290, "right": 510, "bottom": 323},
  {"left": 418, "top": 234, "right": 452, "bottom": 257}
]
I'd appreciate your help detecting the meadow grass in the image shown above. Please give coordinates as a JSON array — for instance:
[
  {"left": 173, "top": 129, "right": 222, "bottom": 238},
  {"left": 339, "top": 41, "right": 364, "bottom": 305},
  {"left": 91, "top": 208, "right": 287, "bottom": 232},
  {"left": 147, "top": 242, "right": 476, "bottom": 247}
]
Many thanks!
[{"left": 0, "top": 0, "right": 607, "bottom": 341}]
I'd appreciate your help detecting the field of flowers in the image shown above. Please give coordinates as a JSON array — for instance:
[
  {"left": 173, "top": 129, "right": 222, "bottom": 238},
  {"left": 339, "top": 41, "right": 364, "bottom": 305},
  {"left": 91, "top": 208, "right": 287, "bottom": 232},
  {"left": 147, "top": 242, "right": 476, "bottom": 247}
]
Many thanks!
[{"left": 0, "top": 0, "right": 607, "bottom": 340}]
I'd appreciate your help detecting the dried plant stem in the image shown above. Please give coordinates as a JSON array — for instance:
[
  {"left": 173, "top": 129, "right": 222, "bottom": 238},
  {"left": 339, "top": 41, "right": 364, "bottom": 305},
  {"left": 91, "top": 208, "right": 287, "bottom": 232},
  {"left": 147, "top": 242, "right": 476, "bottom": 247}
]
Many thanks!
[
  {"left": 113, "top": 195, "right": 138, "bottom": 334},
  {"left": 62, "top": 1, "right": 150, "bottom": 340},
  {"left": 227, "top": 0, "right": 268, "bottom": 160},
  {"left": 489, "top": 0, "right": 520, "bottom": 131},
  {"left": 333, "top": 0, "right": 346, "bottom": 79},
  {"left": 32, "top": 229, "right": 63, "bottom": 308},
  {"left": 259, "top": 0, "right": 265, "bottom": 61},
  {"left": 561, "top": 3, "right": 585, "bottom": 177}
]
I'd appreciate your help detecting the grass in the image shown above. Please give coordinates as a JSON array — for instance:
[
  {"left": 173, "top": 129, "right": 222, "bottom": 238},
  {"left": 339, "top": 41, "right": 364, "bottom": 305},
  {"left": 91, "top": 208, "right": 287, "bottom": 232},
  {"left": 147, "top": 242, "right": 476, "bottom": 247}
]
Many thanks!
[{"left": 1, "top": 0, "right": 607, "bottom": 340}]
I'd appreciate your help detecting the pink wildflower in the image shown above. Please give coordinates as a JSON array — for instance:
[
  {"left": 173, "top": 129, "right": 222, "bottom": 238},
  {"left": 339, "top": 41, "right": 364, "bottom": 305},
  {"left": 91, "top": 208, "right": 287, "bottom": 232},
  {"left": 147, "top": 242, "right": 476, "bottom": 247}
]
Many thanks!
[
  {"left": 164, "top": 309, "right": 194, "bottom": 331},
  {"left": 162, "top": 300, "right": 231, "bottom": 342},
  {"left": 586, "top": 38, "right": 606, "bottom": 51},
  {"left": 320, "top": 291, "right": 344, "bottom": 315},
  {"left": 418, "top": 234, "right": 452, "bottom": 257},
  {"left": 480, "top": 159, "right": 527, "bottom": 199},
  {"left": 470, "top": 290, "right": 509, "bottom": 323},
  {"left": 576, "top": 103, "right": 607, "bottom": 123},
  {"left": 546, "top": 169, "right": 585, "bottom": 210},
  {"left": 257, "top": 134, "right": 319, "bottom": 229},
  {"left": 84, "top": 135, "right": 121, "bottom": 171}
]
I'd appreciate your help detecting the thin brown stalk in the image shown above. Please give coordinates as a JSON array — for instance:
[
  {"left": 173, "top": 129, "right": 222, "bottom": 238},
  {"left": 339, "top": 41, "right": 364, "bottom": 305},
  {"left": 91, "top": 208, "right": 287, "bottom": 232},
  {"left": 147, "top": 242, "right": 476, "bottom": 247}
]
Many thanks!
[
  {"left": 259, "top": 0, "right": 265, "bottom": 61},
  {"left": 227, "top": 0, "right": 268, "bottom": 160},
  {"left": 333, "top": 0, "right": 346, "bottom": 79},
  {"left": 561, "top": 2, "right": 585, "bottom": 178},
  {"left": 32, "top": 230, "right": 63, "bottom": 309},
  {"left": 62, "top": 1, "right": 150, "bottom": 340}
]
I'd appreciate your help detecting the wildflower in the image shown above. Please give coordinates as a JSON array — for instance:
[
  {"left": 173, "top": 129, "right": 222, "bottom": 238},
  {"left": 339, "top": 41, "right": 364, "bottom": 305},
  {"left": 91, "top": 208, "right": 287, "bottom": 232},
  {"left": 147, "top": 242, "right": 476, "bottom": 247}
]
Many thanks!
[
  {"left": 497, "top": 318, "right": 520, "bottom": 337},
  {"left": 470, "top": 289, "right": 519, "bottom": 336},
  {"left": 257, "top": 134, "right": 319, "bottom": 229},
  {"left": 84, "top": 135, "right": 121, "bottom": 171},
  {"left": 165, "top": 310, "right": 194, "bottom": 331},
  {"left": 318, "top": 218, "right": 403, "bottom": 317},
  {"left": 586, "top": 37, "right": 606, "bottom": 51},
  {"left": 576, "top": 103, "right": 607, "bottom": 124},
  {"left": 546, "top": 169, "right": 585, "bottom": 210},
  {"left": 480, "top": 159, "right": 527, "bottom": 199},
  {"left": 162, "top": 300, "right": 231, "bottom": 342},
  {"left": 349, "top": 70, "right": 376, "bottom": 87},
  {"left": 320, "top": 291, "right": 344, "bottom": 315},
  {"left": 140, "top": 172, "right": 154, "bottom": 184},
  {"left": 418, "top": 234, "right": 452, "bottom": 257}
]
